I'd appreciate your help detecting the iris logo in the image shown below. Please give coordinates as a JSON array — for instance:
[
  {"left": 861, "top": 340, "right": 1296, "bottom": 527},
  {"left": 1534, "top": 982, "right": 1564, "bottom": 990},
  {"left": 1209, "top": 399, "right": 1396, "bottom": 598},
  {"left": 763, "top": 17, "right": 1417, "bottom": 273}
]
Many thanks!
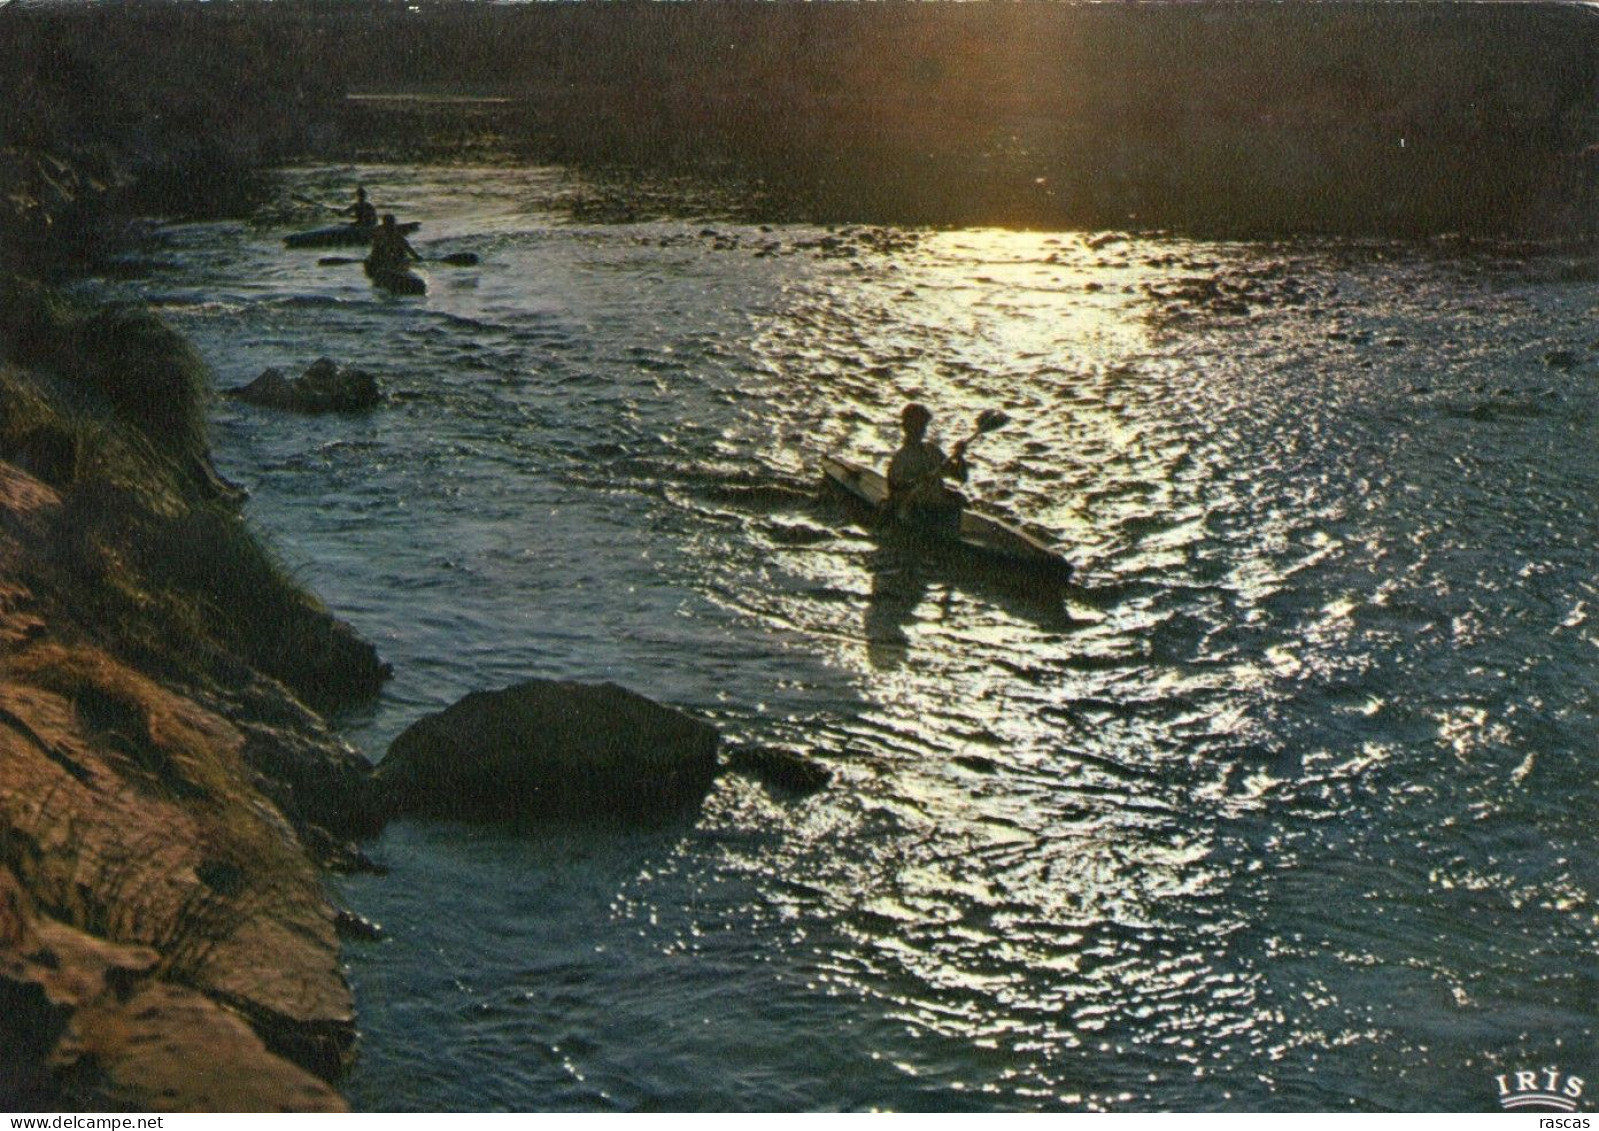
[{"left": 1494, "top": 1067, "right": 1586, "bottom": 1112}]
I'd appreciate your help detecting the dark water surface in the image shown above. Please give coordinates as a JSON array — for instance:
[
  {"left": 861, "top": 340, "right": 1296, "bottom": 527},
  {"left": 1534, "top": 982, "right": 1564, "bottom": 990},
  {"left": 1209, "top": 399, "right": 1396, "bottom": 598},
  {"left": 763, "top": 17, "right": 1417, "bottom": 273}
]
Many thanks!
[{"left": 89, "top": 166, "right": 1597, "bottom": 1111}]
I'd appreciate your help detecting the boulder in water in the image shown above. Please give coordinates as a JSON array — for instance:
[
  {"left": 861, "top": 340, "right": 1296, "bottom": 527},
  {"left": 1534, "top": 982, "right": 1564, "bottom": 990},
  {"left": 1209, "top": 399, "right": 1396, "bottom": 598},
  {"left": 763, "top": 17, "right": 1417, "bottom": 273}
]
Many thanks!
[
  {"left": 376, "top": 679, "right": 720, "bottom": 824},
  {"left": 229, "top": 358, "right": 381, "bottom": 414}
]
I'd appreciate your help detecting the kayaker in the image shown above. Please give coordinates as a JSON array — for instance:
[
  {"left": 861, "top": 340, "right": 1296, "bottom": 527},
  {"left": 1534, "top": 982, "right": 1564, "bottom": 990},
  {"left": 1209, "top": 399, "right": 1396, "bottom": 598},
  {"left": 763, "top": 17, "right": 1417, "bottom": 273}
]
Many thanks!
[
  {"left": 886, "top": 402, "right": 968, "bottom": 534},
  {"left": 366, "top": 214, "right": 421, "bottom": 277},
  {"left": 346, "top": 185, "right": 378, "bottom": 228}
]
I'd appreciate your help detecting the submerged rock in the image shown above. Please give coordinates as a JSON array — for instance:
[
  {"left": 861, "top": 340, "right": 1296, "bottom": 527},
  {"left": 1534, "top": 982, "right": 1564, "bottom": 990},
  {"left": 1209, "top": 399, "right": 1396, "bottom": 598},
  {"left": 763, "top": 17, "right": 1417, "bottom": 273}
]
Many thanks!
[
  {"left": 376, "top": 679, "right": 721, "bottom": 823},
  {"left": 332, "top": 908, "right": 385, "bottom": 943},
  {"left": 1543, "top": 348, "right": 1582, "bottom": 372},
  {"left": 725, "top": 745, "right": 831, "bottom": 796},
  {"left": 952, "top": 754, "right": 1000, "bottom": 775},
  {"left": 230, "top": 358, "right": 381, "bottom": 414}
]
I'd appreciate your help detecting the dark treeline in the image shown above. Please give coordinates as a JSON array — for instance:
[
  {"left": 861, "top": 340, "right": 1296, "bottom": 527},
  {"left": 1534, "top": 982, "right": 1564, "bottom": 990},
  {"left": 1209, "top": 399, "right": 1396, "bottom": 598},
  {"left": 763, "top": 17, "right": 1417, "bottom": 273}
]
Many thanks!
[
  {"left": 0, "top": 1, "right": 342, "bottom": 185},
  {"left": 3, "top": 0, "right": 1599, "bottom": 237},
  {"left": 1, "top": 0, "right": 347, "bottom": 261}
]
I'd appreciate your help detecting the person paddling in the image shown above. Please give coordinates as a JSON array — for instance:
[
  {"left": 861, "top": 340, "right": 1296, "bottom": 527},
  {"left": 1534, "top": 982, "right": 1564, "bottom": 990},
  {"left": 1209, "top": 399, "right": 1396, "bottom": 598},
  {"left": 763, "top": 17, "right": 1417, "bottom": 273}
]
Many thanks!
[
  {"left": 886, "top": 402, "right": 969, "bottom": 534},
  {"left": 346, "top": 185, "right": 378, "bottom": 228},
  {"left": 366, "top": 214, "right": 421, "bottom": 278}
]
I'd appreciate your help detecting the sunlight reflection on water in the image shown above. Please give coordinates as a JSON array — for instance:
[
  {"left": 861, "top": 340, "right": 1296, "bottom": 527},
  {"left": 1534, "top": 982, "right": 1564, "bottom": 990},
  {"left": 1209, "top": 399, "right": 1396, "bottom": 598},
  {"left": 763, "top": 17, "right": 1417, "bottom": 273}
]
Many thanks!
[{"left": 82, "top": 164, "right": 1599, "bottom": 1111}]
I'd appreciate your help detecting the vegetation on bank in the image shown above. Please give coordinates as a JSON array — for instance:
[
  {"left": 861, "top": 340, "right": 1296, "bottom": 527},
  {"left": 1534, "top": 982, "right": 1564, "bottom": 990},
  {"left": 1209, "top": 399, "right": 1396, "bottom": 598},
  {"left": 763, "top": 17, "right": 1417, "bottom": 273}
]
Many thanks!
[
  {"left": 330, "top": 0, "right": 1599, "bottom": 234},
  {"left": 0, "top": 276, "right": 390, "bottom": 714},
  {"left": 0, "top": 0, "right": 401, "bottom": 1099},
  {"left": 4, "top": 0, "right": 1598, "bottom": 237},
  {"left": 0, "top": 273, "right": 390, "bottom": 1107}
]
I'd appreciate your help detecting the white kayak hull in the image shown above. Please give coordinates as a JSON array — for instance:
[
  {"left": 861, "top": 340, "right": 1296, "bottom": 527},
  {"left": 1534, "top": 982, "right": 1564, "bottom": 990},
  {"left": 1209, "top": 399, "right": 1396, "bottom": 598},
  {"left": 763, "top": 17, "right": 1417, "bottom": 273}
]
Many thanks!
[{"left": 821, "top": 455, "right": 1074, "bottom": 584}]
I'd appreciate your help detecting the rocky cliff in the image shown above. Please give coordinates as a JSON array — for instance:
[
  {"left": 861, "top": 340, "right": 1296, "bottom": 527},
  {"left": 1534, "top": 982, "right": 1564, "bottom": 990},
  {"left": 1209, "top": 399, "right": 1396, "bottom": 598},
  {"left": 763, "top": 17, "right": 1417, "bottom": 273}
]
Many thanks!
[{"left": 0, "top": 278, "right": 389, "bottom": 1110}]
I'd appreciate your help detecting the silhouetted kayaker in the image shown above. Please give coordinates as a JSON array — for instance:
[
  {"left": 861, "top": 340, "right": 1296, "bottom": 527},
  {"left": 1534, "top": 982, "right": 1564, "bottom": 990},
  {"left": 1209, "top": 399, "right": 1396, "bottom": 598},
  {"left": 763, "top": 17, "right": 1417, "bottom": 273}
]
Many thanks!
[
  {"left": 366, "top": 214, "right": 420, "bottom": 277},
  {"left": 887, "top": 402, "right": 967, "bottom": 533},
  {"left": 347, "top": 185, "right": 378, "bottom": 228}
]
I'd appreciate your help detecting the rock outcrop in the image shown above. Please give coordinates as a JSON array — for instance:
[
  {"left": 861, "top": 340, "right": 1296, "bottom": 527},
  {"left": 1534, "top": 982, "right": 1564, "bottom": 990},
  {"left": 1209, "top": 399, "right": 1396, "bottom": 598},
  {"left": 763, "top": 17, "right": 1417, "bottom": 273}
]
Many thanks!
[
  {"left": 376, "top": 679, "right": 721, "bottom": 824},
  {"left": 1, "top": 870, "right": 343, "bottom": 1112},
  {"left": 0, "top": 475, "right": 356, "bottom": 1107},
  {"left": 229, "top": 359, "right": 383, "bottom": 415}
]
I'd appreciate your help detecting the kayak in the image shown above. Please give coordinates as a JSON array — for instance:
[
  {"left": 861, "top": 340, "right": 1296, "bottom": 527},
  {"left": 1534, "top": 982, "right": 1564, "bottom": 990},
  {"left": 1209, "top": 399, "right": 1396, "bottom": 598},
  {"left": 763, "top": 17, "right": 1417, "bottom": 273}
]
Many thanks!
[
  {"left": 821, "top": 454, "right": 1074, "bottom": 584},
  {"left": 365, "top": 264, "right": 427, "bottom": 295},
  {"left": 284, "top": 221, "right": 420, "bottom": 249}
]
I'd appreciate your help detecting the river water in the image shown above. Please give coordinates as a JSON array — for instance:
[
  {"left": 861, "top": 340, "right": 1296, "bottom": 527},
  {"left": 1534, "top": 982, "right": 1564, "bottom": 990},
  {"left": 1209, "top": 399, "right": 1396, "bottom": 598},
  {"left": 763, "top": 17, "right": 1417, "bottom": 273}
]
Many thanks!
[{"left": 88, "top": 165, "right": 1596, "bottom": 1111}]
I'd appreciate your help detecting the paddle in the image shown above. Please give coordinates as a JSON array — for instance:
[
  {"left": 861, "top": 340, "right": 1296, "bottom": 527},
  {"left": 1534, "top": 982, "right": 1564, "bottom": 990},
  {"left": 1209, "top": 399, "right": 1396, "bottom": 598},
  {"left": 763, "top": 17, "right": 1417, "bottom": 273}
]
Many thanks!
[
  {"left": 908, "top": 408, "right": 1011, "bottom": 483},
  {"left": 317, "top": 252, "right": 481, "bottom": 267},
  {"left": 931, "top": 407, "right": 1009, "bottom": 484},
  {"left": 954, "top": 408, "right": 1010, "bottom": 460},
  {"left": 294, "top": 192, "right": 347, "bottom": 215}
]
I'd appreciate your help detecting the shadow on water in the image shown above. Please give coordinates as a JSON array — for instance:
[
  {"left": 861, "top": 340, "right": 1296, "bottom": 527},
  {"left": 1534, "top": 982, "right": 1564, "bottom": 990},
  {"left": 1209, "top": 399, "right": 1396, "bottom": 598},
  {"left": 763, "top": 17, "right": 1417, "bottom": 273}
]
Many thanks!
[
  {"left": 661, "top": 460, "right": 1088, "bottom": 665},
  {"left": 860, "top": 542, "right": 1082, "bottom": 671},
  {"left": 862, "top": 549, "right": 927, "bottom": 671},
  {"left": 810, "top": 467, "right": 1089, "bottom": 631}
]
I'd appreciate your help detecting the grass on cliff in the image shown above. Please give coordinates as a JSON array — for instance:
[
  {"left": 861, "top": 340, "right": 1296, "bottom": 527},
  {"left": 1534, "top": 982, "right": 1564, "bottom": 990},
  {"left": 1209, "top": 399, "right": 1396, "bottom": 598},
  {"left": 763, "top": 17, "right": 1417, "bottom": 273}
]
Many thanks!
[
  {"left": 0, "top": 642, "right": 339, "bottom": 1006},
  {"left": 57, "top": 479, "right": 384, "bottom": 713},
  {"left": 0, "top": 276, "right": 210, "bottom": 464},
  {"left": 0, "top": 278, "right": 387, "bottom": 713}
]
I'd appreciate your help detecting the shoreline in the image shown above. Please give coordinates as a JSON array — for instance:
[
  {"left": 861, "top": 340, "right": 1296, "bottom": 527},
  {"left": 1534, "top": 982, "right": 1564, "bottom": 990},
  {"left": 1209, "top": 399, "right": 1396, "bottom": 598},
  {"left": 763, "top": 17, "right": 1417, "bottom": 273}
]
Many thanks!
[
  {"left": 0, "top": 275, "right": 390, "bottom": 1106},
  {"left": 6, "top": 2, "right": 1598, "bottom": 243},
  {"left": 2, "top": 29, "right": 399, "bottom": 1111}
]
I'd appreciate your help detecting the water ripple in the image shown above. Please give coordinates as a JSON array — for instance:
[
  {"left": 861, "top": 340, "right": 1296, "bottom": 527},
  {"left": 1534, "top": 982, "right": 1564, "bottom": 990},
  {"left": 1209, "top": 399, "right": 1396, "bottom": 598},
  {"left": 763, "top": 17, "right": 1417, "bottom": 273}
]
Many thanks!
[{"left": 79, "top": 170, "right": 1599, "bottom": 1112}]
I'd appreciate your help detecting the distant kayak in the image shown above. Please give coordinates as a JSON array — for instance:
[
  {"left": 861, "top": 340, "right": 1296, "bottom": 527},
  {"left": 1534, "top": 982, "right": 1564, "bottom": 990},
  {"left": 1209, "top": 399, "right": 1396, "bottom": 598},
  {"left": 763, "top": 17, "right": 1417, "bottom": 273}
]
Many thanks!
[
  {"left": 821, "top": 454, "right": 1074, "bottom": 584},
  {"left": 285, "top": 221, "right": 420, "bottom": 249},
  {"left": 365, "top": 263, "right": 427, "bottom": 295}
]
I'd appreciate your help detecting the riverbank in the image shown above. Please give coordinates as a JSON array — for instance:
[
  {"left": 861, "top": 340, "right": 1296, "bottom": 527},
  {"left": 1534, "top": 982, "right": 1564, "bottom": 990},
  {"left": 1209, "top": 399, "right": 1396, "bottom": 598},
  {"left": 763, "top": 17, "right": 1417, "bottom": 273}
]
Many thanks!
[
  {"left": 4, "top": 1, "right": 1597, "bottom": 239},
  {"left": 0, "top": 3, "right": 406, "bottom": 1104},
  {"left": 0, "top": 275, "right": 391, "bottom": 1108}
]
